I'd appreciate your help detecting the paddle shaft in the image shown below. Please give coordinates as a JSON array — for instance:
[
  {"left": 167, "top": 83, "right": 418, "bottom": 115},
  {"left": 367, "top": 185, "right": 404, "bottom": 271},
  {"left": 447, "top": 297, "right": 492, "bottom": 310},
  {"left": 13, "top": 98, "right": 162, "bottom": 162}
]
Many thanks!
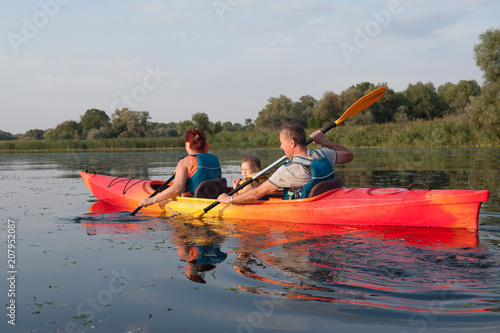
[
  {"left": 199, "top": 122, "right": 338, "bottom": 215},
  {"left": 130, "top": 174, "right": 175, "bottom": 216},
  {"left": 197, "top": 87, "right": 386, "bottom": 217}
]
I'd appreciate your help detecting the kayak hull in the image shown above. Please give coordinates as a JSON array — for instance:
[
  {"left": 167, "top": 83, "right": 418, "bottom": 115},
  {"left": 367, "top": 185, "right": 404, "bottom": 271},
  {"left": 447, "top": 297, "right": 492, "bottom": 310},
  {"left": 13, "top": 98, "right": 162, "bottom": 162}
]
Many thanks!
[{"left": 80, "top": 171, "right": 489, "bottom": 229}]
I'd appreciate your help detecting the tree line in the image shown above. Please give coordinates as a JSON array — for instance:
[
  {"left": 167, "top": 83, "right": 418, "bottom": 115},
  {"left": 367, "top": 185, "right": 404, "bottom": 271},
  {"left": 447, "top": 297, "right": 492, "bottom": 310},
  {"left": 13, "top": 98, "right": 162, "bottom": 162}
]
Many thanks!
[{"left": 1, "top": 28, "right": 498, "bottom": 142}]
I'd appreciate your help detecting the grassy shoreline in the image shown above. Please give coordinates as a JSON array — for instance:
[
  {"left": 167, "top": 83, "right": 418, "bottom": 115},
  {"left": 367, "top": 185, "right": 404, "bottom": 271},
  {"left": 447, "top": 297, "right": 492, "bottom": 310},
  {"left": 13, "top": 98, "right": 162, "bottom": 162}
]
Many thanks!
[{"left": 1, "top": 119, "right": 498, "bottom": 152}]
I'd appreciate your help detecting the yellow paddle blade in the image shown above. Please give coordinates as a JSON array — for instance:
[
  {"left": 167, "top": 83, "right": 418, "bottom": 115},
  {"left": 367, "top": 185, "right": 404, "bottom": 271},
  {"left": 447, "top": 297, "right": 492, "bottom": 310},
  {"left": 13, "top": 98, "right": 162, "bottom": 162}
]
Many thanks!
[
  {"left": 335, "top": 87, "right": 386, "bottom": 125},
  {"left": 194, "top": 210, "right": 206, "bottom": 219}
]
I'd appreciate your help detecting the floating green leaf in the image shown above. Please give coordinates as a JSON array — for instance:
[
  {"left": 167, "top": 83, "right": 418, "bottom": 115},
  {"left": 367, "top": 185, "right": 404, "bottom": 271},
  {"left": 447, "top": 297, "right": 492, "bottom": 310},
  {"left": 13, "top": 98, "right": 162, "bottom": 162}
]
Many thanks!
[
  {"left": 72, "top": 314, "right": 88, "bottom": 320},
  {"left": 81, "top": 319, "right": 93, "bottom": 326}
]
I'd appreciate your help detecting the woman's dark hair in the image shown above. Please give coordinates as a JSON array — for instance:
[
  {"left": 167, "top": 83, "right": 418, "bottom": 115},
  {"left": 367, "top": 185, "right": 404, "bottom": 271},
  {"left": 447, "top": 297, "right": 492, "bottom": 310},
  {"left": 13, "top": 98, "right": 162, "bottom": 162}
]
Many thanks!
[{"left": 185, "top": 129, "right": 207, "bottom": 152}]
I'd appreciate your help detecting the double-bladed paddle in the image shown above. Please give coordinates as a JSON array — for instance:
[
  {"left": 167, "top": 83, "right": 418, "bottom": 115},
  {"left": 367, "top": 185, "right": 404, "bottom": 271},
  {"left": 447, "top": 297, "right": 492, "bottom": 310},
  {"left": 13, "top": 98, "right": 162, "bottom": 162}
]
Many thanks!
[{"left": 194, "top": 87, "right": 387, "bottom": 218}]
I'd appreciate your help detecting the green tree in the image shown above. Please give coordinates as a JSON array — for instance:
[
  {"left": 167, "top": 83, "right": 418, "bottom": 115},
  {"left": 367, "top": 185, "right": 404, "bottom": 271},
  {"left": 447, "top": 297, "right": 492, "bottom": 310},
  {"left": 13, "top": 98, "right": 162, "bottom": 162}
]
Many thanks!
[
  {"left": 80, "top": 109, "right": 111, "bottom": 139},
  {"left": 289, "top": 101, "right": 308, "bottom": 128},
  {"left": 177, "top": 120, "right": 194, "bottom": 135},
  {"left": 350, "top": 81, "right": 373, "bottom": 94},
  {"left": 86, "top": 127, "right": 112, "bottom": 140},
  {"left": 44, "top": 120, "right": 82, "bottom": 140},
  {"left": 467, "top": 82, "right": 500, "bottom": 132},
  {"left": 232, "top": 123, "right": 243, "bottom": 131},
  {"left": 438, "top": 80, "right": 481, "bottom": 115},
  {"left": 356, "top": 83, "right": 404, "bottom": 124},
  {"left": 312, "top": 91, "right": 342, "bottom": 126},
  {"left": 474, "top": 28, "right": 500, "bottom": 83},
  {"left": 255, "top": 95, "right": 294, "bottom": 130},
  {"left": 394, "top": 105, "right": 410, "bottom": 123},
  {"left": 0, "top": 130, "right": 16, "bottom": 140},
  {"left": 111, "top": 108, "right": 150, "bottom": 138},
  {"left": 243, "top": 118, "right": 254, "bottom": 131},
  {"left": 149, "top": 122, "right": 179, "bottom": 137},
  {"left": 191, "top": 112, "right": 212, "bottom": 134},
  {"left": 405, "top": 82, "right": 448, "bottom": 120},
  {"left": 467, "top": 28, "right": 500, "bottom": 131},
  {"left": 299, "top": 95, "right": 317, "bottom": 109},
  {"left": 307, "top": 114, "right": 323, "bottom": 128},
  {"left": 222, "top": 121, "right": 234, "bottom": 132},
  {"left": 23, "top": 129, "right": 45, "bottom": 140},
  {"left": 292, "top": 96, "right": 317, "bottom": 128},
  {"left": 210, "top": 121, "right": 224, "bottom": 134}
]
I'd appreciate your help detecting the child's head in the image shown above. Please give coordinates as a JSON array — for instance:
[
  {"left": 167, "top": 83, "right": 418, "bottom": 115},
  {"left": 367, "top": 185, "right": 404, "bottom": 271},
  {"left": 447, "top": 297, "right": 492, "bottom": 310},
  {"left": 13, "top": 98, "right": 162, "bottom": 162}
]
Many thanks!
[{"left": 240, "top": 155, "right": 262, "bottom": 178}]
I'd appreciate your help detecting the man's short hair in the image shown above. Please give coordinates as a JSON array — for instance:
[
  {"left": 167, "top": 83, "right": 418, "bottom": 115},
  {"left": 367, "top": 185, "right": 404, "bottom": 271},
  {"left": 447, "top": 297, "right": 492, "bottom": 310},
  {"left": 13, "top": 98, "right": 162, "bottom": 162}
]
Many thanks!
[{"left": 279, "top": 123, "right": 306, "bottom": 146}]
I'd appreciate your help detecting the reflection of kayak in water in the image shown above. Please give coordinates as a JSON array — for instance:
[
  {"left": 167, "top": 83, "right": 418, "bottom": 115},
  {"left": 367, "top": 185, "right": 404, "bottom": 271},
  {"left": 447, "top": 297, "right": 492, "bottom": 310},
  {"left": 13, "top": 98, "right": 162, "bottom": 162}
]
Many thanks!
[
  {"left": 79, "top": 208, "right": 230, "bottom": 285},
  {"left": 77, "top": 210, "right": 497, "bottom": 313},
  {"left": 229, "top": 220, "right": 498, "bottom": 314},
  {"left": 81, "top": 171, "right": 489, "bottom": 229},
  {"left": 84, "top": 200, "right": 478, "bottom": 249}
]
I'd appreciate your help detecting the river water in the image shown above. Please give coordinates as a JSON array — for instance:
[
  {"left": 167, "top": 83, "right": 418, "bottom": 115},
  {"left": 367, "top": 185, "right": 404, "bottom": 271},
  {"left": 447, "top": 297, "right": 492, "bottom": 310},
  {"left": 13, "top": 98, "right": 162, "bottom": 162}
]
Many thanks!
[{"left": 1, "top": 148, "right": 499, "bottom": 333}]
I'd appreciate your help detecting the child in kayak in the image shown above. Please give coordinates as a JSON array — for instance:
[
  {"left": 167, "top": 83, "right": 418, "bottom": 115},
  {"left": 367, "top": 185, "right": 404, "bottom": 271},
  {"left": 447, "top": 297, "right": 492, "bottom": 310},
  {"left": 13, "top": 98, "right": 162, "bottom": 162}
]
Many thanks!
[{"left": 233, "top": 155, "right": 269, "bottom": 194}]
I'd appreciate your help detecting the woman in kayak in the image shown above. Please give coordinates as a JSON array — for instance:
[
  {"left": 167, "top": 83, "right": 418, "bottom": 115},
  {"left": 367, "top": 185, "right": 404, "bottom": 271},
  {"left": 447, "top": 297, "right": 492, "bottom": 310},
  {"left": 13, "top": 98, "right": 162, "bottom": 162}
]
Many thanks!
[{"left": 139, "top": 128, "right": 222, "bottom": 207}]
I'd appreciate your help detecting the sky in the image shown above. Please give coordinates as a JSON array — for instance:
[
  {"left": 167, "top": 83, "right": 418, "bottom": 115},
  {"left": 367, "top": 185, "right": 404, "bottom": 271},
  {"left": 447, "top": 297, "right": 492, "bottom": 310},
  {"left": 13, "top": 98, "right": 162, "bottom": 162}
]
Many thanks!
[{"left": 1, "top": 0, "right": 499, "bottom": 134}]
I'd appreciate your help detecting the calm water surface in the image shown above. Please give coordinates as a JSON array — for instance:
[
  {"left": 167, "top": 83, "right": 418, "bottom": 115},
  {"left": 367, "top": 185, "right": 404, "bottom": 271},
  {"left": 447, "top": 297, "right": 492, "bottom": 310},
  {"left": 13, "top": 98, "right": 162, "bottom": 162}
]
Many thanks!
[{"left": 1, "top": 148, "right": 499, "bottom": 333}]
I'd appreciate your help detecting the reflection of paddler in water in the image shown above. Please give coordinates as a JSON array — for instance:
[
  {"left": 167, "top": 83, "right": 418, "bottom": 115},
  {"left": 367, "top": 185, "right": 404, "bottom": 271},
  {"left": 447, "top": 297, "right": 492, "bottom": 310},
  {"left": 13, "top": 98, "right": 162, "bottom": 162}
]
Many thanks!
[
  {"left": 177, "top": 244, "right": 227, "bottom": 284},
  {"left": 170, "top": 219, "right": 229, "bottom": 284}
]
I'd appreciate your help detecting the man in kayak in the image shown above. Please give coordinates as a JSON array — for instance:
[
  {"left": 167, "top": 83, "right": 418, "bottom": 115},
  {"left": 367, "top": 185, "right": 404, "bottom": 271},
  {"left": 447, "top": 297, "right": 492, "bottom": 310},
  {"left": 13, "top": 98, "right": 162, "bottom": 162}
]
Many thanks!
[
  {"left": 217, "top": 123, "right": 353, "bottom": 205},
  {"left": 139, "top": 129, "right": 222, "bottom": 207}
]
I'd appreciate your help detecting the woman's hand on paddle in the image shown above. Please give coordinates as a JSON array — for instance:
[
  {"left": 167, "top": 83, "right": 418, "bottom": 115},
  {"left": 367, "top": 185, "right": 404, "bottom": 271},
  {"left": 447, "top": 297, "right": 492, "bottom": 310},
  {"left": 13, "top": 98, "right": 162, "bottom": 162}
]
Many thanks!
[{"left": 139, "top": 197, "right": 154, "bottom": 207}]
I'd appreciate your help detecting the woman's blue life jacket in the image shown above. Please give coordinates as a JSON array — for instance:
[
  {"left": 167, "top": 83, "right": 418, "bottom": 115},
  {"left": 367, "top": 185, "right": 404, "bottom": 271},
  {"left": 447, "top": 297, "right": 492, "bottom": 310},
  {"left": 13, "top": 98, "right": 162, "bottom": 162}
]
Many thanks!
[
  {"left": 283, "top": 149, "right": 335, "bottom": 200},
  {"left": 184, "top": 153, "right": 222, "bottom": 195}
]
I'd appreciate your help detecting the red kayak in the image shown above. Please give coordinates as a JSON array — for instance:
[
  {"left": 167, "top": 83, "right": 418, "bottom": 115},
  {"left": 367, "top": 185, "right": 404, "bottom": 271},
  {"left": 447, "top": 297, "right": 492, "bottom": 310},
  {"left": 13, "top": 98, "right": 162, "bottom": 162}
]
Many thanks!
[{"left": 80, "top": 171, "right": 489, "bottom": 229}]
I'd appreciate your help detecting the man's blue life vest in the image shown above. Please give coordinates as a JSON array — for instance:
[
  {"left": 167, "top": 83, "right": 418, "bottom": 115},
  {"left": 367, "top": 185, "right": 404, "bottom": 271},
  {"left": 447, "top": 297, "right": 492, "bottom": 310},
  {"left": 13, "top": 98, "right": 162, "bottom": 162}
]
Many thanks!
[
  {"left": 283, "top": 149, "right": 335, "bottom": 200},
  {"left": 185, "top": 153, "right": 222, "bottom": 195}
]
